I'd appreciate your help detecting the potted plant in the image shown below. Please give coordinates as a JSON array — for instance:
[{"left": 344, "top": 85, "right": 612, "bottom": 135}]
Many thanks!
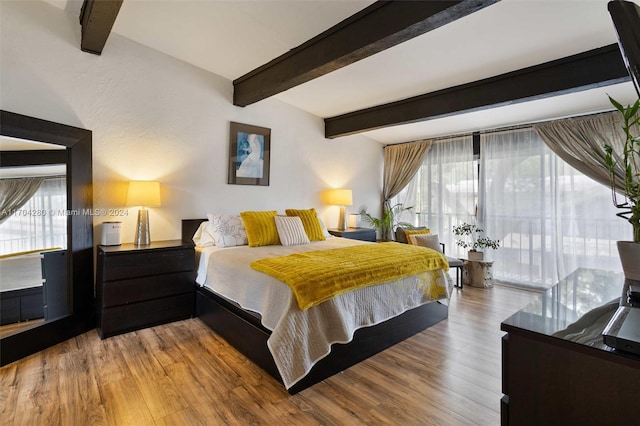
[
  {"left": 604, "top": 96, "right": 640, "bottom": 281},
  {"left": 358, "top": 203, "right": 413, "bottom": 241},
  {"left": 453, "top": 222, "right": 500, "bottom": 261}
]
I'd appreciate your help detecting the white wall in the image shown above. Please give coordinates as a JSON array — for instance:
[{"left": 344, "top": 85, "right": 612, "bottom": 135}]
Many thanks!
[{"left": 0, "top": 1, "right": 384, "bottom": 243}]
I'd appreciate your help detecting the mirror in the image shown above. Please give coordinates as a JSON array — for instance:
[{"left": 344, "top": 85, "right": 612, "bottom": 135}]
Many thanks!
[
  {"left": 0, "top": 110, "right": 93, "bottom": 366},
  {"left": 0, "top": 151, "right": 69, "bottom": 338}
]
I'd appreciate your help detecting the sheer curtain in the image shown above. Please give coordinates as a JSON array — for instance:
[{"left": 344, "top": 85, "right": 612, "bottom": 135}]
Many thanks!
[
  {"left": 480, "top": 128, "right": 627, "bottom": 289},
  {"left": 394, "top": 134, "right": 475, "bottom": 256},
  {"left": 0, "top": 177, "right": 67, "bottom": 255}
]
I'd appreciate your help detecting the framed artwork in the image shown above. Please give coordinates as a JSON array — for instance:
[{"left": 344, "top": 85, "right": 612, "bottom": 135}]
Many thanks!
[{"left": 227, "top": 121, "right": 271, "bottom": 186}]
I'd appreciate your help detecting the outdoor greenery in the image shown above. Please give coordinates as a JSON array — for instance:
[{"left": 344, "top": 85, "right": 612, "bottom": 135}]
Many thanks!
[
  {"left": 604, "top": 96, "right": 640, "bottom": 243},
  {"left": 452, "top": 222, "right": 501, "bottom": 252},
  {"left": 358, "top": 203, "right": 413, "bottom": 241}
]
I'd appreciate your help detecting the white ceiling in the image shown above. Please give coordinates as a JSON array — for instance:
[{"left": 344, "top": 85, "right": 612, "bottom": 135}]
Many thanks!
[
  {"left": 0, "top": 136, "right": 66, "bottom": 177},
  {"left": 0, "top": 135, "right": 66, "bottom": 150},
  {"left": 45, "top": 0, "right": 638, "bottom": 143},
  {"left": 0, "top": 164, "right": 66, "bottom": 178}
]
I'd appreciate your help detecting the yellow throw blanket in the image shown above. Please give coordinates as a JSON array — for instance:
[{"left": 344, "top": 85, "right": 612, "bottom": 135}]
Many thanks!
[{"left": 251, "top": 242, "right": 449, "bottom": 310}]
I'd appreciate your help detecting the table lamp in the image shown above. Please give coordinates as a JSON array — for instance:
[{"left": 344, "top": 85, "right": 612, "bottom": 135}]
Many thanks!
[
  {"left": 126, "top": 181, "right": 161, "bottom": 246},
  {"left": 325, "top": 189, "right": 352, "bottom": 230}
]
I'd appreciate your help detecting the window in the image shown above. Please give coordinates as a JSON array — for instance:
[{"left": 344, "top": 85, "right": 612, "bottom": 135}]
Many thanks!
[
  {"left": 480, "top": 129, "right": 626, "bottom": 289},
  {"left": 0, "top": 177, "right": 67, "bottom": 255},
  {"left": 398, "top": 128, "right": 627, "bottom": 290},
  {"left": 394, "top": 135, "right": 475, "bottom": 257}
]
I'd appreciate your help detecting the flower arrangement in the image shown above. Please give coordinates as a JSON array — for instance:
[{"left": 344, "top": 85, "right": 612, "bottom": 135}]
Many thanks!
[
  {"left": 604, "top": 96, "right": 640, "bottom": 243},
  {"left": 453, "top": 223, "right": 500, "bottom": 258}
]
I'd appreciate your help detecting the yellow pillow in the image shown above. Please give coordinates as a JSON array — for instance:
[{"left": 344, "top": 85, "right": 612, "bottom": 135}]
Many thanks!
[
  {"left": 285, "top": 208, "right": 326, "bottom": 241},
  {"left": 240, "top": 210, "right": 280, "bottom": 247},
  {"left": 404, "top": 228, "right": 431, "bottom": 244}
]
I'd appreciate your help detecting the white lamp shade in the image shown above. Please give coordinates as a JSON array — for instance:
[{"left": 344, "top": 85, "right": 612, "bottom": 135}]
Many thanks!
[{"left": 126, "top": 181, "right": 161, "bottom": 207}]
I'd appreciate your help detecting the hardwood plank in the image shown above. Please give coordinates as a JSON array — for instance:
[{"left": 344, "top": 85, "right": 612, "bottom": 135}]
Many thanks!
[
  {"left": 0, "top": 363, "right": 18, "bottom": 424},
  {"left": 155, "top": 407, "right": 203, "bottom": 426},
  {"left": 0, "top": 284, "right": 537, "bottom": 425},
  {"left": 11, "top": 402, "right": 61, "bottom": 426},
  {"left": 83, "top": 331, "right": 127, "bottom": 386},
  {"left": 13, "top": 351, "right": 59, "bottom": 413},
  {"left": 114, "top": 331, "right": 190, "bottom": 420},
  {"left": 57, "top": 348, "right": 108, "bottom": 425},
  {"left": 163, "top": 361, "right": 232, "bottom": 425},
  {"left": 101, "top": 377, "right": 155, "bottom": 425}
]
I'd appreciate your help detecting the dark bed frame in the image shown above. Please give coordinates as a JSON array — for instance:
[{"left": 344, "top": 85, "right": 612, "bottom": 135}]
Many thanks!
[{"left": 182, "top": 219, "right": 449, "bottom": 394}]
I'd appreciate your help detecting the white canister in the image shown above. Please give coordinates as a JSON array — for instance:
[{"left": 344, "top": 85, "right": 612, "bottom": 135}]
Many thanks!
[{"left": 100, "top": 221, "right": 122, "bottom": 246}]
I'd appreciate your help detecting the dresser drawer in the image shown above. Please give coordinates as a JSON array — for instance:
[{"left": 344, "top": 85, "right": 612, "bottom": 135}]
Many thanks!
[
  {"left": 101, "top": 271, "right": 194, "bottom": 308},
  {"left": 99, "top": 292, "right": 193, "bottom": 338},
  {"left": 101, "top": 248, "right": 194, "bottom": 281},
  {"left": 96, "top": 241, "right": 196, "bottom": 339}
]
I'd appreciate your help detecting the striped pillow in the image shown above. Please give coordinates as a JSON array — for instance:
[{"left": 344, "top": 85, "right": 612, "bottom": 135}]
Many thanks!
[
  {"left": 240, "top": 210, "right": 280, "bottom": 247},
  {"left": 285, "top": 208, "right": 326, "bottom": 241},
  {"left": 274, "top": 216, "right": 310, "bottom": 246}
]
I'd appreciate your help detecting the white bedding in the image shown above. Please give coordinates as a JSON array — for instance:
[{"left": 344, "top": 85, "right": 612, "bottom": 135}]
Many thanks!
[
  {"left": 197, "top": 238, "right": 451, "bottom": 389},
  {"left": 0, "top": 253, "right": 44, "bottom": 292}
]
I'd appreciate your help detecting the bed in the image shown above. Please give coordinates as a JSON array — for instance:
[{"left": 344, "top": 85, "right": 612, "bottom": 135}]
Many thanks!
[{"left": 182, "top": 218, "right": 451, "bottom": 394}]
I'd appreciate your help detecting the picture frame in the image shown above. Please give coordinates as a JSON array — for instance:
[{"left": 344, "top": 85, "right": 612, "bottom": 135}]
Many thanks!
[{"left": 227, "top": 121, "right": 271, "bottom": 186}]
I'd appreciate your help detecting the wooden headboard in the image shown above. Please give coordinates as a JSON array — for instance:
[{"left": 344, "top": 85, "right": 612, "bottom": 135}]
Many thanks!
[{"left": 181, "top": 218, "right": 207, "bottom": 243}]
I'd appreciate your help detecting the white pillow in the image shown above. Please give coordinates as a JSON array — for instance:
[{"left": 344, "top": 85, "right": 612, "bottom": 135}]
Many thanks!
[
  {"left": 192, "top": 221, "right": 216, "bottom": 247},
  {"left": 274, "top": 216, "right": 310, "bottom": 246},
  {"left": 411, "top": 234, "right": 443, "bottom": 253},
  {"left": 207, "top": 213, "right": 248, "bottom": 248},
  {"left": 317, "top": 213, "right": 332, "bottom": 238}
]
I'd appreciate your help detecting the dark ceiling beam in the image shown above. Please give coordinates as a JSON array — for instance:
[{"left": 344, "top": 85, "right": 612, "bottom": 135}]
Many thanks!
[
  {"left": 324, "top": 44, "right": 630, "bottom": 139},
  {"left": 79, "top": 0, "right": 123, "bottom": 55},
  {"left": 233, "top": 0, "right": 500, "bottom": 107}
]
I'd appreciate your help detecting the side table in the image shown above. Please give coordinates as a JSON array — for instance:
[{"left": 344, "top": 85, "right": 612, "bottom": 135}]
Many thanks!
[
  {"left": 327, "top": 227, "right": 376, "bottom": 242},
  {"left": 462, "top": 259, "right": 494, "bottom": 288}
]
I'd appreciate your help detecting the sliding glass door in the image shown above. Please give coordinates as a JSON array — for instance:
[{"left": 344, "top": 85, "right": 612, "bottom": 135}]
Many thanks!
[
  {"left": 480, "top": 128, "right": 627, "bottom": 289},
  {"left": 396, "top": 128, "right": 628, "bottom": 290}
]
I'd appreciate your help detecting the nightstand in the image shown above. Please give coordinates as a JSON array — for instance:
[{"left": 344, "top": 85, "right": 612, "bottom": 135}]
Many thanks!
[
  {"left": 96, "top": 240, "right": 195, "bottom": 339},
  {"left": 328, "top": 227, "right": 376, "bottom": 242}
]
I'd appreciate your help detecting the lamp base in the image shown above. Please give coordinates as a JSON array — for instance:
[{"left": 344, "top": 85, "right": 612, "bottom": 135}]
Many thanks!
[
  {"left": 134, "top": 208, "right": 151, "bottom": 246},
  {"left": 338, "top": 206, "right": 347, "bottom": 231}
]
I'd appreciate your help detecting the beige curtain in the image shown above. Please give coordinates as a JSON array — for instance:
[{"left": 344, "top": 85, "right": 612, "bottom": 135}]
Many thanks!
[
  {"left": 533, "top": 111, "right": 629, "bottom": 193},
  {"left": 0, "top": 178, "right": 45, "bottom": 224},
  {"left": 382, "top": 139, "right": 432, "bottom": 204}
]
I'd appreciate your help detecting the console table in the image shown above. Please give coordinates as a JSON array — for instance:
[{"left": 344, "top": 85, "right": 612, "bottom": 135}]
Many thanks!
[{"left": 501, "top": 268, "right": 640, "bottom": 425}]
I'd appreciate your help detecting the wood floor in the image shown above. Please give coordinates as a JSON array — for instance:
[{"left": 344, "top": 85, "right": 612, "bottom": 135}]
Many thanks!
[
  {"left": 0, "top": 285, "right": 536, "bottom": 426},
  {"left": 0, "top": 318, "right": 44, "bottom": 338}
]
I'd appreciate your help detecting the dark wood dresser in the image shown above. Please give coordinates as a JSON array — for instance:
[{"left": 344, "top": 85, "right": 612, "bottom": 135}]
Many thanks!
[
  {"left": 97, "top": 240, "right": 195, "bottom": 339},
  {"left": 501, "top": 268, "right": 640, "bottom": 425}
]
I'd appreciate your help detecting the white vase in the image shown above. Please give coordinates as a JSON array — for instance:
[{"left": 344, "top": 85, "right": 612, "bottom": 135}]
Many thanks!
[
  {"left": 617, "top": 241, "right": 640, "bottom": 281},
  {"left": 468, "top": 250, "right": 484, "bottom": 261}
]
